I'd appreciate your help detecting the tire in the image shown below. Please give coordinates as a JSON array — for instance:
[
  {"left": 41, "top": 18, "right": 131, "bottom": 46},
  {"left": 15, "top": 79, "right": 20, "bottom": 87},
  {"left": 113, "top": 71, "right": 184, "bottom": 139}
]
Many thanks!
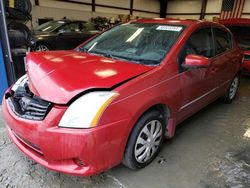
[
  {"left": 222, "top": 74, "right": 240, "bottom": 104},
  {"left": 34, "top": 43, "right": 51, "bottom": 51},
  {"left": 123, "top": 110, "right": 166, "bottom": 169},
  {"left": 8, "top": 21, "right": 32, "bottom": 45},
  {"left": 8, "top": 29, "right": 26, "bottom": 47},
  {"left": 5, "top": 0, "right": 32, "bottom": 20}
]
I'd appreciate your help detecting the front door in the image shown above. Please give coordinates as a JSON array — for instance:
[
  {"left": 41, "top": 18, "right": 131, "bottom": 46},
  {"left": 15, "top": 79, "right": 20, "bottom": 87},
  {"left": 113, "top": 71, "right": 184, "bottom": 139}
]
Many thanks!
[{"left": 177, "top": 27, "right": 217, "bottom": 122}]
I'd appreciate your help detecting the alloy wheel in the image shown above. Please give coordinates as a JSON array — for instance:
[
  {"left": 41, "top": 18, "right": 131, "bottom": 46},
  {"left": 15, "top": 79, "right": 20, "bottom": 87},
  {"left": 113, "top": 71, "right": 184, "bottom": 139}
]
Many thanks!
[{"left": 35, "top": 44, "right": 49, "bottom": 51}]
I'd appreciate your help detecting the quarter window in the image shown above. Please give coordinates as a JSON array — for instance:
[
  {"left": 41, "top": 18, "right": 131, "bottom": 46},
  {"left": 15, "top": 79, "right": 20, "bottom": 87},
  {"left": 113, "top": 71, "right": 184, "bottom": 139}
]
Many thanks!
[{"left": 214, "top": 28, "right": 232, "bottom": 55}]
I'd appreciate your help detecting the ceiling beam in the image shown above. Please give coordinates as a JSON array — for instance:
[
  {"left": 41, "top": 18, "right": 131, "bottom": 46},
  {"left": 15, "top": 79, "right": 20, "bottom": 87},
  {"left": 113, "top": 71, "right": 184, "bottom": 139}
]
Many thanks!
[
  {"left": 160, "top": 0, "right": 168, "bottom": 18},
  {"left": 92, "top": 0, "right": 95, "bottom": 12},
  {"left": 200, "top": 0, "right": 208, "bottom": 20},
  {"left": 35, "top": 0, "right": 39, "bottom": 6},
  {"left": 130, "top": 0, "right": 133, "bottom": 15}
]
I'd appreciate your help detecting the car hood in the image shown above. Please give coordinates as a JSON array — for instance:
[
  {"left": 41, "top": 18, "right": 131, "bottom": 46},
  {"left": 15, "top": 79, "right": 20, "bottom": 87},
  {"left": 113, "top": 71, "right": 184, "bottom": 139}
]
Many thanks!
[{"left": 26, "top": 50, "right": 154, "bottom": 104}]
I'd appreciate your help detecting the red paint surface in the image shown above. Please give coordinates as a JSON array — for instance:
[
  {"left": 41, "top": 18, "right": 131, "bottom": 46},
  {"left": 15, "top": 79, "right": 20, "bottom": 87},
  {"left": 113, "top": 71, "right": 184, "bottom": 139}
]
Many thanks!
[
  {"left": 2, "top": 19, "right": 242, "bottom": 176},
  {"left": 26, "top": 51, "right": 153, "bottom": 104}
]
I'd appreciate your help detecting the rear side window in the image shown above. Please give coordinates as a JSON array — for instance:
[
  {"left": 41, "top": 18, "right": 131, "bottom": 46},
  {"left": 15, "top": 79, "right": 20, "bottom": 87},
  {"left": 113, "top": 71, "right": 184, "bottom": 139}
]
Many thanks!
[
  {"left": 179, "top": 27, "right": 213, "bottom": 66},
  {"left": 81, "top": 22, "right": 96, "bottom": 31},
  {"left": 214, "top": 28, "right": 232, "bottom": 55},
  {"left": 60, "top": 23, "right": 80, "bottom": 32}
]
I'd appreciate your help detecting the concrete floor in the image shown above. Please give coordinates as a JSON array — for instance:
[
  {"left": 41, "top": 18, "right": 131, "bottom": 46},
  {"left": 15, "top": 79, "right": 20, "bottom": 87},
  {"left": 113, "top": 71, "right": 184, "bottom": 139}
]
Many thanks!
[{"left": 0, "top": 77, "right": 250, "bottom": 188}]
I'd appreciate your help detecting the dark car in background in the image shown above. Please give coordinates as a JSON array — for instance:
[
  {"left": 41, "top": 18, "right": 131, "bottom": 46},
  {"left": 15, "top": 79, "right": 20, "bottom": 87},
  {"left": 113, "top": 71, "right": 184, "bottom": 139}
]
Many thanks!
[
  {"left": 220, "top": 18, "right": 250, "bottom": 74},
  {"left": 32, "top": 20, "right": 99, "bottom": 51}
]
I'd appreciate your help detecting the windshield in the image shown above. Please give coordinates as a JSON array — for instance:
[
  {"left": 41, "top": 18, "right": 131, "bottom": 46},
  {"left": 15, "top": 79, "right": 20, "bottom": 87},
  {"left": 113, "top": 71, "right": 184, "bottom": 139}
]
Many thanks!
[
  {"left": 35, "top": 21, "right": 66, "bottom": 32},
  {"left": 227, "top": 26, "right": 250, "bottom": 50},
  {"left": 79, "top": 23, "right": 184, "bottom": 65}
]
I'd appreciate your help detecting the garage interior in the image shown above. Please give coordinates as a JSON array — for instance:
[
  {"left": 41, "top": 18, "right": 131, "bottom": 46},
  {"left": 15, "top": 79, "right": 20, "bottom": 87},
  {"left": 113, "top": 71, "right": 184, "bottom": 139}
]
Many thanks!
[{"left": 0, "top": 0, "right": 250, "bottom": 187}]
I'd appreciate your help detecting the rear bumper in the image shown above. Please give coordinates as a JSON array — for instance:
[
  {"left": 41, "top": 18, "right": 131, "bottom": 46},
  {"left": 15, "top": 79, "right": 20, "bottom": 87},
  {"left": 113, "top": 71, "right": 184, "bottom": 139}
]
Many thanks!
[{"left": 2, "top": 92, "right": 130, "bottom": 176}]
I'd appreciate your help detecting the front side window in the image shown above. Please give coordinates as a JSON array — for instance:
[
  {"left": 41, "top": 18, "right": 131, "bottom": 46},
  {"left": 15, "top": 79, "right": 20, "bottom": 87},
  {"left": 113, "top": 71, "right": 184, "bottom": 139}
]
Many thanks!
[
  {"left": 227, "top": 26, "right": 250, "bottom": 50},
  {"left": 35, "top": 21, "right": 66, "bottom": 32},
  {"left": 214, "top": 28, "right": 232, "bottom": 55},
  {"left": 79, "top": 23, "right": 185, "bottom": 65},
  {"left": 179, "top": 27, "right": 213, "bottom": 68}
]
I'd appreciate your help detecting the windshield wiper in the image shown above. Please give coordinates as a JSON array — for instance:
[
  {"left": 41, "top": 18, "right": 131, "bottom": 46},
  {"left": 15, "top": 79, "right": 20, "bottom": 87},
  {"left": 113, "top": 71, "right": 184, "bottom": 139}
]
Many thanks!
[
  {"left": 78, "top": 46, "right": 89, "bottom": 53},
  {"left": 122, "top": 58, "right": 159, "bottom": 65},
  {"left": 86, "top": 50, "right": 122, "bottom": 60},
  {"left": 78, "top": 48, "right": 158, "bottom": 65}
]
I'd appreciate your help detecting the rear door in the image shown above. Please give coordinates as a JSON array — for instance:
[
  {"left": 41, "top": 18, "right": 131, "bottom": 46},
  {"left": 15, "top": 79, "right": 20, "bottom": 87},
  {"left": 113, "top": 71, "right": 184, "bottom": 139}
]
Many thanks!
[
  {"left": 177, "top": 27, "right": 217, "bottom": 122},
  {"left": 211, "top": 27, "right": 239, "bottom": 87}
]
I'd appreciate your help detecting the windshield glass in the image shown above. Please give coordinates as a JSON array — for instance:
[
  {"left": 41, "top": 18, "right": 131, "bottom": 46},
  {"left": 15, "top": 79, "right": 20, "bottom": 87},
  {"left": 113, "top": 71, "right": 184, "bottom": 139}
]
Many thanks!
[
  {"left": 227, "top": 26, "right": 250, "bottom": 50},
  {"left": 35, "top": 21, "right": 66, "bottom": 32},
  {"left": 79, "top": 23, "right": 184, "bottom": 65}
]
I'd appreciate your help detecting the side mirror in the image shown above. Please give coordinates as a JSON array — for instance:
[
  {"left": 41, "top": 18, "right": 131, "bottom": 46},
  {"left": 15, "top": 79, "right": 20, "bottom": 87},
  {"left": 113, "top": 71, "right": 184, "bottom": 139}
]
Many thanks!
[{"left": 182, "top": 54, "right": 210, "bottom": 69}]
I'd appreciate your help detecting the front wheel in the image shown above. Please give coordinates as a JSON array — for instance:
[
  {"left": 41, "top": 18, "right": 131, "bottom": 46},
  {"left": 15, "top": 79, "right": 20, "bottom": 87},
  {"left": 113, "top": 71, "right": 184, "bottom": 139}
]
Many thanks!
[
  {"left": 123, "top": 110, "right": 165, "bottom": 169},
  {"left": 222, "top": 74, "right": 240, "bottom": 103}
]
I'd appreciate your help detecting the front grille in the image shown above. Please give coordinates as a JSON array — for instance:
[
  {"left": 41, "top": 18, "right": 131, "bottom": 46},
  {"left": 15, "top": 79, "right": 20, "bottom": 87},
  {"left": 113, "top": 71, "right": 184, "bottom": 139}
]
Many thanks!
[
  {"left": 244, "top": 54, "right": 250, "bottom": 61},
  {"left": 7, "top": 82, "right": 51, "bottom": 121}
]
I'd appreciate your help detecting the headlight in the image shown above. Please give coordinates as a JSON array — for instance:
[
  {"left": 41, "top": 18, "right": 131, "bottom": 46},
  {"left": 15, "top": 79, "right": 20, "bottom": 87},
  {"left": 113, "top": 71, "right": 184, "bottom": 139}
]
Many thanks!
[
  {"left": 11, "top": 74, "right": 28, "bottom": 92},
  {"left": 59, "top": 91, "right": 119, "bottom": 128}
]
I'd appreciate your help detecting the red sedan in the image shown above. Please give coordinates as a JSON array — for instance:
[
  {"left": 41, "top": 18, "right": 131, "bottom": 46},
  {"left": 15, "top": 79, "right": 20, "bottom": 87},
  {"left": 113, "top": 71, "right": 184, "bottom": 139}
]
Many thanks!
[
  {"left": 2, "top": 19, "right": 242, "bottom": 176},
  {"left": 220, "top": 18, "right": 250, "bottom": 74}
]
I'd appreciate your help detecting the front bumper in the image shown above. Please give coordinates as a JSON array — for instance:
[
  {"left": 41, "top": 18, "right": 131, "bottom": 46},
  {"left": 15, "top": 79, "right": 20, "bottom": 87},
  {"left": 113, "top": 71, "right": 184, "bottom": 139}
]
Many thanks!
[{"left": 2, "top": 92, "right": 129, "bottom": 176}]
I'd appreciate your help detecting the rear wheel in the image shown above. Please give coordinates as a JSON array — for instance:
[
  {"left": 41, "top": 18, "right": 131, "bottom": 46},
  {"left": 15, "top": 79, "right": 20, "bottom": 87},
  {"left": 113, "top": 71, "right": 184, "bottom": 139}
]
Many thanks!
[
  {"left": 222, "top": 74, "right": 240, "bottom": 103},
  {"left": 123, "top": 110, "right": 165, "bottom": 169}
]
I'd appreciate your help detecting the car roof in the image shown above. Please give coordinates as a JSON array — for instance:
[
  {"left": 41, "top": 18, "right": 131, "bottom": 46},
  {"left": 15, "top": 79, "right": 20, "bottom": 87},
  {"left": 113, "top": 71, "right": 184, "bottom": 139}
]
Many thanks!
[
  {"left": 131, "top": 18, "right": 230, "bottom": 34},
  {"left": 132, "top": 18, "right": 210, "bottom": 26},
  {"left": 219, "top": 18, "right": 250, "bottom": 26},
  {"left": 56, "top": 19, "right": 87, "bottom": 23}
]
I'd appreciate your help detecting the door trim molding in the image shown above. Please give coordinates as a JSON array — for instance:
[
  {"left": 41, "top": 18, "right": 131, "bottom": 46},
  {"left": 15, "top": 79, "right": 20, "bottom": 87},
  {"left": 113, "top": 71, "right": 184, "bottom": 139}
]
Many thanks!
[{"left": 179, "top": 80, "right": 230, "bottom": 111}]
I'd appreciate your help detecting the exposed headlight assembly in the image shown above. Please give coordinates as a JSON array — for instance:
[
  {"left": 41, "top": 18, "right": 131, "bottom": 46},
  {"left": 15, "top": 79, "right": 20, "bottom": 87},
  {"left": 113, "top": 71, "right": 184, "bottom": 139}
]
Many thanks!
[
  {"left": 11, "top": 74, "right": 28, "bottom": 92},
  {"left": 59, "top": 91, "right": 119, "bottom": 129}
]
